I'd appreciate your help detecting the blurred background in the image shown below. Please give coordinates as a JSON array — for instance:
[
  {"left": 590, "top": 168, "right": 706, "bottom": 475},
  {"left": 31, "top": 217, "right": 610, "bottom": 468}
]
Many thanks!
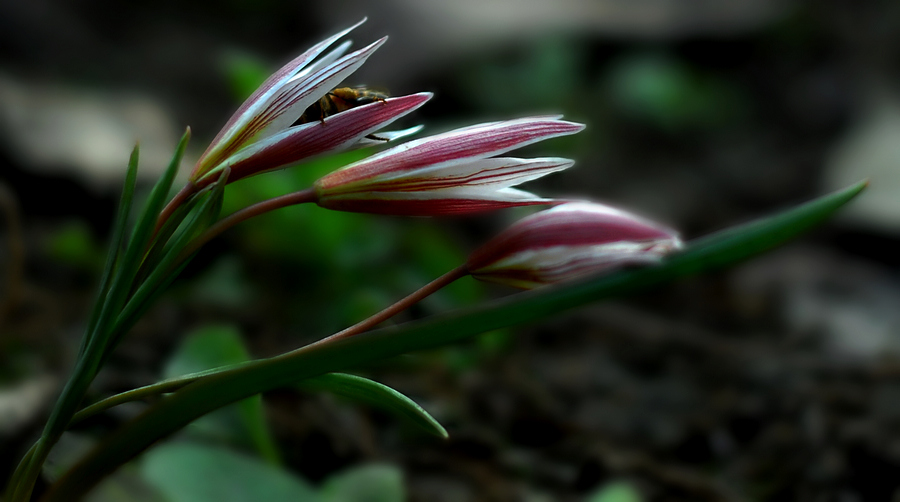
[{"left": 2, "top": 0, "right": 900, "bottom": 500}]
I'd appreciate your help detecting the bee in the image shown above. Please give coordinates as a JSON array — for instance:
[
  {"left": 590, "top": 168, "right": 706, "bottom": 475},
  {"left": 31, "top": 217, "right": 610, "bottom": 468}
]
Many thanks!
[{"left": 296, "top": 87, "right": 390, "bottom": 141}]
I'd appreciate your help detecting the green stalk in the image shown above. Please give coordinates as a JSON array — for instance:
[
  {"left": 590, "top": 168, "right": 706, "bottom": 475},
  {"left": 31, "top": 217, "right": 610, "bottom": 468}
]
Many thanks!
[
  {"left": 41, "top": 181, "right": 866, "bottom": 501},
  {"left": 7, "top": 132, "right": 190, "bottom": 502}
]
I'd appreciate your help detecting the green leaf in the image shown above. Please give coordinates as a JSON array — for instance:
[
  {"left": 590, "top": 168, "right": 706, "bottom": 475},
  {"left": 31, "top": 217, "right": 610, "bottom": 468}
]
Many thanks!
[
  {"left": 140, "top": 443, "right": 317, "bottom": 502},
  {"left": 297, "top": 373, "right": 447, "bottom": 439},
  {"left": 587, "top": 481, "right": 643, "bottom": 502},
  {"left": 90, "top": 130, "right": 189, "bottom": 347},
  {"left": 320, "top": 464, "right": 404, "bottom": 502},
  {"left": 81, "top": 145, "right": 139, "bottom": 356},
  {"left": 43, "top": 182, "right": 867, "bottom": 500},
  {"left": 162, "top": 325, "right": 279, "bottom": 464},
  {"left": 107, "top": 170, "right": 227, "bottom": 352}
]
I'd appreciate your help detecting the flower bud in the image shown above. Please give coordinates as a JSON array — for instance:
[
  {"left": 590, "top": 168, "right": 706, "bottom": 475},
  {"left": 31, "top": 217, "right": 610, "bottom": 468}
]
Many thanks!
[
  {"left": 314, "top": 117, "right": 584, "bottom": 215},
  {"left": 466, "top": 202, "right": 682, "bottom": 289}
]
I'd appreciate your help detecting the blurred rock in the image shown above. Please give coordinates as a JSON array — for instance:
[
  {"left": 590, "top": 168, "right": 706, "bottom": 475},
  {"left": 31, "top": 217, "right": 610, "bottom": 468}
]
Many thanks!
[
  {"left": 0, "top": 374, "right": 56, "bottom": 434},
  {"left": 732, "top": 246, "right": 900, "bottom": 359},
  {"left": 0, "top": 74, "right": 185, "bottom": 190},
  {"left": 823, "top": 87, "right": 900, "bottom": 233},
  {"left": 314, "top": 0, "right": 794, "bottom": 84}
]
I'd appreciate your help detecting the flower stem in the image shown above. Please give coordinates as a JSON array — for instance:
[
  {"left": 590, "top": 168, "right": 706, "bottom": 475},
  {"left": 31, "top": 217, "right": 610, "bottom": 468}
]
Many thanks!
[
  {"left": 64, "top": 265, "right": 469, "bottom": 424},
  {"left": 176, "top": 188, "right": 318, "bottom": 263},
  {"left": 154, "top": 182, "right": 197, "bottom": 237},
  {"left": 312, "top": 264, "right": 470, "bottom": 346}
]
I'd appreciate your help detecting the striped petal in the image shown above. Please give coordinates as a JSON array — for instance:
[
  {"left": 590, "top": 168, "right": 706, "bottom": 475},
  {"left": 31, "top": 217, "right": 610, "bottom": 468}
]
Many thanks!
[
  {"left": 316, "top": 117, "right": 585, "bottom": 190},
  {"left": 251, "top": 37, "right": 387, "bottom": 142},
  {"left": 198, "top": 92, "right": 433, "bottom": 185},
  {"left": 466, "top": 202, "right": 682, "bottom": 288},
  {"left": 337, "top": 157, "right": 573, "bottom": 193},
  {"left": 192, "top": 19, "right": 373, "bottom": 180},
  {"left": 317, "top": 186, "right": 554, "bottom": 216}
]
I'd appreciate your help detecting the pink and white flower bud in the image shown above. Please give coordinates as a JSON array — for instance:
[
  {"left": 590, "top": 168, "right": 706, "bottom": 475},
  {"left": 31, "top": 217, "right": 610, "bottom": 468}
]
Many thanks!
[
  {"left": 313, "top": 117, "right": 585, "bottom": 216},
  {"left": 466, "top": 202, "right": 682, "bottom": 289},
  {"left": 190, "top": 19, "right": 428, "bottom": 186}
]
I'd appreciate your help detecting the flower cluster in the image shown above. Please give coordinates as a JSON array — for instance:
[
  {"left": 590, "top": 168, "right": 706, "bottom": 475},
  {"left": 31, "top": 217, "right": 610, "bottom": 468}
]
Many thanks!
[{"left": 193, "top": 19, "right": 683, "bottom": 287}]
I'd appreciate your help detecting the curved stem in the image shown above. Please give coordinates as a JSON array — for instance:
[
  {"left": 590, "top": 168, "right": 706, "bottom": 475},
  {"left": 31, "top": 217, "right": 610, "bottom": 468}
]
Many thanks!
[
  {"left": 176, "top": 188, "right": 318, "bottom": 263},
  {"left": 154, "top": 182, "right": 197, "bottom": 237},
  {"left": 69, "top": 361, "right": 252, "bottom": 426},
  {"left": 65, "top": 265, "right": 470, "bottom": 424},
  {"left": 312, "top": 264, "right": 470, "bottom": 346},
  {"left": 3, "top": 442, "right": 37, "bottom": 501}
]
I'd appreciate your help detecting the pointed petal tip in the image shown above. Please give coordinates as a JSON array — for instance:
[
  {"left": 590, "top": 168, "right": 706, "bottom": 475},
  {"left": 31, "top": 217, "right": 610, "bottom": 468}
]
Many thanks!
[
  {"left": 344, "top": 17, "right": 368, "bottom": 33},
  {"left": 398, "top": 92, "right": 434, "bottom": 105}
]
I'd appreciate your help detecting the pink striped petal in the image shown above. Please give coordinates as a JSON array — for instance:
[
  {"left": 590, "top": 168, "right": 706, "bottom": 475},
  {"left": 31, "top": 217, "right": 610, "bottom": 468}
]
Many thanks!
[
  {"left": 316, "top": 190, "right": 554, "bottom": 216},
  {"left": 466, "top": 202, "right": 682, "bottom": 288},
  {"left": 198, "top": 92, "right": 432, "bottom": 185},
  {"left": 193, "top": 20, "right": 367, "bottom": 178},
  {"left": 251, "top": 37, "right": 387, "bottom": 142},
  {"left": 316, "top": 118, "right": 585, "bottom": 190},
  {"left": 329, "top": 157, "right": 573, "bottom": 194}
]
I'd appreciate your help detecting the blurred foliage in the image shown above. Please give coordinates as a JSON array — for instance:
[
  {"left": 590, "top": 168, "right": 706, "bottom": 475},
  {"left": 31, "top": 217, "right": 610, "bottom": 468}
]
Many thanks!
[
  {"left": 164, "top": 325, "right": 280, "bottom": 463},
  {"left": 460, "top": 37, "right": 586, "bottom": 115},
  {"left": 605, "top": 53, "right": 747, "bottom": 132},
  {"left": 216, "top": 149, "right": 489, "bottom": 345},
  {"left": 44, "top": 220, "right": 103, "bottom": 271},
  {"left": 140, "top": 443, "right": 404, "bottom": 502},
  {"left": 319, "top": 464, "right": 404, "bottom": 502},
  {"left": 586, "top": 481, "right": 643, "bottom": 502},
  {"left": 218, "top": 51, "right": 274, "bottom": 103}
]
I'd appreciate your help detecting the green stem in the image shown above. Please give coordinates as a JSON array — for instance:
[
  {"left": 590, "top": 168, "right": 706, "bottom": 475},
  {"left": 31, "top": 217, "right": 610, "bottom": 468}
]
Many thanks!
[
  {"left": 69, "top": 265, "right": 468, "bottom": 422},
  {"left": 40, "top": 181, "right": 867, "bottom": 501}
]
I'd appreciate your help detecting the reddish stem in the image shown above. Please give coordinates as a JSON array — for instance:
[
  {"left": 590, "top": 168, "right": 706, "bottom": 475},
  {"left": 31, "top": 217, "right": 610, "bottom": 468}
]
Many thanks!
[
  {"left": 155, "top": 182, "right": 198, "bottom": 236},
  {"left": 312, "top": 264, "right": 470, "bottom": 346},
  {"left": 176, "top": 188, "right": 318, "bottom": 263}
]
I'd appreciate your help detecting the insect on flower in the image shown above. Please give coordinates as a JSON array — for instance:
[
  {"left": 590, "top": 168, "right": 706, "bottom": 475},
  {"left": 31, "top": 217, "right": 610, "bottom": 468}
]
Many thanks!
[
  {"left": 296, "top": 87, "right": 388, "bottom": 125},
  {"left": 295, "top": 86, "right": 391, "bottom": 141},
  {"left": 189, "top": 19, "right": 429, "bottom": 187}
]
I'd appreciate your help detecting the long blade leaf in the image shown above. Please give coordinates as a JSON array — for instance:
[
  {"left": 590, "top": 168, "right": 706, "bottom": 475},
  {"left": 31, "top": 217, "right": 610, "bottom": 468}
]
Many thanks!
[
  {"left": 297, "top": 373, "right": 448, "bottom": 439},
  {"left": 43, "top": 181, "right": 866, "bottom": 501},
  {"left": 105, "top": 169, "right": 228, "bottom": 359},
  {"left": 79, "top": 145, "right": 140, "bottom": 356}
]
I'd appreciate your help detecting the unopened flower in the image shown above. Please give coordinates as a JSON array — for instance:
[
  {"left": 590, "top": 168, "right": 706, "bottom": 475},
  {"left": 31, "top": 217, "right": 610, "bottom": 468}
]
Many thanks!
[
  {"left": 465, "top": 202, "right": 682, "bottom": 289},
  {"left": 313, "top": 117, "right": 585, "bottom": 215},
  {"left": 191, "top": 19, "right": 429, "bottom": 186}
]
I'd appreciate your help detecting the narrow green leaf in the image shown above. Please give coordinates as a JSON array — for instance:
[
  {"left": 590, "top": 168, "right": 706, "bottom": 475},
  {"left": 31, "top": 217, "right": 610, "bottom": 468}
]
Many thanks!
[
  {"left": 80, "top": 145, "right": 140, "bottom": 357},
  {"left": 297, "top": 373, "right": 448, "bottom": 439},
  {"left": 132, "top": 192, "right": 204, "bottom": 288},
  {"left": 90, "top": 129, "right": 190, "bottom": 347},
  {"left": 11, "top": 134, "right": 192, "bottom": 502},
  {"left": 106, "top": 169, "right": 227, "bottom": 356},
  {"left": 44, "top": 182, "right": 866, "bottom": 500},
  {"left": 71, "top": 370, "right": 445, "bottom": 442}
]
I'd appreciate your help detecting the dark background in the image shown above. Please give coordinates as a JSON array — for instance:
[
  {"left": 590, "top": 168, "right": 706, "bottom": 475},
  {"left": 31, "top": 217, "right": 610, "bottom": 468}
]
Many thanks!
[{"left": 2, "top": 1, "right": 900, "bottom": 500}]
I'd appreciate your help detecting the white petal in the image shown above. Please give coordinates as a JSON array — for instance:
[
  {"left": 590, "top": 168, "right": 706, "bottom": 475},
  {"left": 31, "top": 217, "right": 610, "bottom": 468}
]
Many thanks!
[
  {"left": 325, "top": 185, "right": 549, "bottom": 202},
  {"left": 353, "top": 125, "right": 425, "bottom": 148},
  {"left": 291, "top": 40, "right": 353, "bottom": 81},
  {"left": 253, "top": 37, "right": 387, "bottom": 141},
  {"left": 367, "top": 156, "right": 574, "bottom": 188}
]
